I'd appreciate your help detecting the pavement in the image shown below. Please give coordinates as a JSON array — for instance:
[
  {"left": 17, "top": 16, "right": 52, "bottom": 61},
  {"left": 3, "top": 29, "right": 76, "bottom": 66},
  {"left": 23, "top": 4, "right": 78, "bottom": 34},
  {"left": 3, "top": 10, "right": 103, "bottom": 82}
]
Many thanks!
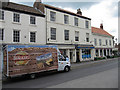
[{"left": 71, "top": 57, "right": 119, "bottom": 69}]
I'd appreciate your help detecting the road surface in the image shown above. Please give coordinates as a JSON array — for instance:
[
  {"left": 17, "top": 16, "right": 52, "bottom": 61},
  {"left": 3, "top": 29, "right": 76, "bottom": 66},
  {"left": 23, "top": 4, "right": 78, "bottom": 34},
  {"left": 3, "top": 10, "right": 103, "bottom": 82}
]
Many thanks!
[{"left": 2, "top": 58, "right": 119, "bottom": 89}]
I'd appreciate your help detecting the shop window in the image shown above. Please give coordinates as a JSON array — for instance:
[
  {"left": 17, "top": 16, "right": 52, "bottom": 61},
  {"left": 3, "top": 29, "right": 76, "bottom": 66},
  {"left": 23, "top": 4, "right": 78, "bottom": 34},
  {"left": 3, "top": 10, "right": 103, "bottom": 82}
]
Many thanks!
[{"left": 82, "top": 49, "right": 91, "bottom": 59}]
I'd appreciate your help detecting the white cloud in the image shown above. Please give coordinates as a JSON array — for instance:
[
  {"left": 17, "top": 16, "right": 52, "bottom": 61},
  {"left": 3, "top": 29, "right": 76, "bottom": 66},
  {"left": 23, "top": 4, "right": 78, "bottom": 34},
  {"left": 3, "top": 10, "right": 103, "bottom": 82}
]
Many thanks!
[{"left": 61, "top": 0, "right": 118, "bottom": 42}]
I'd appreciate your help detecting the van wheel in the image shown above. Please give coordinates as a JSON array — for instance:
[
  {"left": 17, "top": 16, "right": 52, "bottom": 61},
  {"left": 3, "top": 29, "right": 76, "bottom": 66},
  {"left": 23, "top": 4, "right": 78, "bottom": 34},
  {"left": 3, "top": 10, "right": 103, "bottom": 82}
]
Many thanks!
[
  {"left": 64, "top": 66, "right": 70, "bottom": 72},
  {"left": 30, "top": 74, "right": 36, "bottom": 79}
]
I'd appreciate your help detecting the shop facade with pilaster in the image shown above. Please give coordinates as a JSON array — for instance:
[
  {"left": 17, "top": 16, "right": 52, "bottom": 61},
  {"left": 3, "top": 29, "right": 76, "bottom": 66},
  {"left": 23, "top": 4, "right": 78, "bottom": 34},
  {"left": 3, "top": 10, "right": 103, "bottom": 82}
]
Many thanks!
[{"left": 92, "top": 25, "right": 114, "bottom": 57}]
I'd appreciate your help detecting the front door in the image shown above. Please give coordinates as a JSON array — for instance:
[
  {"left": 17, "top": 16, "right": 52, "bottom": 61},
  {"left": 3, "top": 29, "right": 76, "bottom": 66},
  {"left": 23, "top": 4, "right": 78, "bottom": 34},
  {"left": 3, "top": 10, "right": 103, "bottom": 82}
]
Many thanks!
[{"left": 76, "top": 50, "right": 80, "bottom": 62}]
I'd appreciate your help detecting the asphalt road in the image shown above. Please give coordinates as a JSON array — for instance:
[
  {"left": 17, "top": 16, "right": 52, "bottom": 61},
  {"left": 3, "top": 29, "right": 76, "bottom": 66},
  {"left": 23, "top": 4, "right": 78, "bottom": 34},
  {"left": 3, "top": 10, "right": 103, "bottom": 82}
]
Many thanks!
[{"left": 2, "top": 58, "right": 119, "bottom": 89}]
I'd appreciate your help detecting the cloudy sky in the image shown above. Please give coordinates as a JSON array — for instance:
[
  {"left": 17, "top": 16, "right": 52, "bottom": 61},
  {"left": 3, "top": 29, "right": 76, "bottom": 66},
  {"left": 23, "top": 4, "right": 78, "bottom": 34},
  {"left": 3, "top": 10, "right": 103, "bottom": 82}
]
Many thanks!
[{"left": 10, "top": 0, "right": 119, "bottom": 43}]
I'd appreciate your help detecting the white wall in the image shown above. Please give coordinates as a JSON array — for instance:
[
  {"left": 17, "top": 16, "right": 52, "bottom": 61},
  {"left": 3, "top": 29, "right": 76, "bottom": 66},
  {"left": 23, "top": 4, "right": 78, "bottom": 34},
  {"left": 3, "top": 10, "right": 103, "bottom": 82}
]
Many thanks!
[
  {"left": 45, "top": 8, "right": 92, "bottom": 45},
  {"left": 92, "top": 33, "right": 114, "bottom": 48},
  {"left": 0, "top": 9, "right": 46, "bottom": 45}
]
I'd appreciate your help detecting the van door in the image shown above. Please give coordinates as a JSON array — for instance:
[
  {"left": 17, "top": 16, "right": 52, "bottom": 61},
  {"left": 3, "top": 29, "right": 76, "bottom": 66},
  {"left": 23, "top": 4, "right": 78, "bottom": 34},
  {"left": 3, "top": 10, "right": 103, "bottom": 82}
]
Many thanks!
[{"left": 58, "top": 55, "right": 67, "bottom": 71}]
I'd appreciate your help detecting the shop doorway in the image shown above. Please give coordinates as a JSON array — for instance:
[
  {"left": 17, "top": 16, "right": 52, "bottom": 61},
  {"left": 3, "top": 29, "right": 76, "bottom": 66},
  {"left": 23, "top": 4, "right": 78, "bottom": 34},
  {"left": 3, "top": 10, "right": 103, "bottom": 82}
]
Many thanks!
[
  {"left": 70, "top": 50, "right": 73, "bottom": 62},
  {"left": 76, "top": 49, "right": 80, "bottom": 62}
]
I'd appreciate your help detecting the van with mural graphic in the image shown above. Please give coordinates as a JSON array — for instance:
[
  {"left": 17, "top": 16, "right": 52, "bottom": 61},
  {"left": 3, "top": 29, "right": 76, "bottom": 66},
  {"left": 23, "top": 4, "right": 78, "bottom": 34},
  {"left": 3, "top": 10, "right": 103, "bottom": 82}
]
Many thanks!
[{"left": 2, "top": 45, "right": 71, "bottom": 79}]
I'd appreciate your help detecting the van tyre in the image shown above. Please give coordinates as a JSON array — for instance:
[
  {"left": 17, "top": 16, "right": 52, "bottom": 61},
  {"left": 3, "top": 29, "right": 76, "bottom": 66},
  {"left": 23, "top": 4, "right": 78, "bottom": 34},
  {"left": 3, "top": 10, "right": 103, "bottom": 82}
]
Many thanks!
[
  {"left": 64, "top": 66, "right": 70, "bottom": 72},
  {"left": 30, "top": 74, "right": 36, "bottom": 79}
]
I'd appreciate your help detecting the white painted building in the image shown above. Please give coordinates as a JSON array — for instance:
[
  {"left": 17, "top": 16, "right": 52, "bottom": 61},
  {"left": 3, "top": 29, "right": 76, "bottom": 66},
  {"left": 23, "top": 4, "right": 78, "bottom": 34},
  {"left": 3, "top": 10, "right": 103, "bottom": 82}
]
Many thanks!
[
  {"left": 0, "top": 2, "right": 46, "bottom": 45},
  {"left": 92, "top": 24, "right": 114, "bottom": 57},
  {"left": 34, "top": 1, "right": 95, "bottom": 62},
  {"left": 0, "top": 2, "right": 46, "bottom": 72}
]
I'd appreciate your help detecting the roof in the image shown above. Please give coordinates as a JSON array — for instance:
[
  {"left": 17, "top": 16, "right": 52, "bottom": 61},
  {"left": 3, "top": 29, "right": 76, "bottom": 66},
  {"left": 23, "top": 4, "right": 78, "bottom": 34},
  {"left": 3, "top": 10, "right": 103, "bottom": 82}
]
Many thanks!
[
  {"left": 42, "top": 3, "right": 91, "bottom": 20},
  {"left": 92, "top": 27, "right": 113, "bottom": 37},
  {"left": 2, "top": 2, "right": 45, "bottom": 17}
]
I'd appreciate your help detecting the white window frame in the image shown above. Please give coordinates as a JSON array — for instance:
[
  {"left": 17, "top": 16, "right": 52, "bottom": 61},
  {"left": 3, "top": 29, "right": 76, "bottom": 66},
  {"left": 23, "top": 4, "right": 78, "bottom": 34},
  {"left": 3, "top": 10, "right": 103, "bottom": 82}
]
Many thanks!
[
  {"left": 0, "top": 10, "right": 4, "bottom": 20},
  {"left": 13, "top": 30, "right": 20, "bottom": 42},
  {"left": 99, "top": 39, "right": 102, "bottom": 46},
  {"left": 30, "top": 16, "right": 36, "bottom": 25},
  {"left": 50, "top": 28, "right": 56, "bottom": 40},
  {"left": 75, "top": 31, "right": 79, "bottom": 41},
  {"left": 64, "top": 30, "right": 69, "bottom": 40},
  {"left": 13, "top": 13, "right": 20, "bottom": 23},
  {"left": 74, "top": 17, "right": 78, "bottom": 26},
  {"left": 85, "top": 20, "right": 89, "bottom": 29},
  {"left": 86, "top": 33, "right": 89, "bottom": 42},
  {"left": 30, "top": 32, "right": 36, "bottom": 42},
  {"left": 50, "top": 11, "right": 56, "bottom": 21},
  {"left": 94, "top": 38, "right": 97, "bottom": 46},
  {"left": 64, "top": 15, "right": 69, "bottom": 24}
]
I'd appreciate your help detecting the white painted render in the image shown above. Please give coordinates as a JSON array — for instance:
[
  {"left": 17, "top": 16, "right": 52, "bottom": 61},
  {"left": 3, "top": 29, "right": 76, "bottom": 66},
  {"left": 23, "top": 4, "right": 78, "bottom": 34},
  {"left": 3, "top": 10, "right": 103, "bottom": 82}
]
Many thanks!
[
  {"left": 0, "top": 9, "right": 46, "bottom": 45},
  {"left": 92, "top": 33, "right": 114, "bottom": 49},
  {"left": 45, "top": 8, "right": 92, "bottom": 45}
]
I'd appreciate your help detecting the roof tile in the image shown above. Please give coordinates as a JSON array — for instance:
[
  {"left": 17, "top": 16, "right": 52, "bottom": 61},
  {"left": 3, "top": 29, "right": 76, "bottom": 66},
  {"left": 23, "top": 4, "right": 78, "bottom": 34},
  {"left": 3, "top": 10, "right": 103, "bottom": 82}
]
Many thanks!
[{"left": 92, "top": 27, "right": 113, "bottom": 37}]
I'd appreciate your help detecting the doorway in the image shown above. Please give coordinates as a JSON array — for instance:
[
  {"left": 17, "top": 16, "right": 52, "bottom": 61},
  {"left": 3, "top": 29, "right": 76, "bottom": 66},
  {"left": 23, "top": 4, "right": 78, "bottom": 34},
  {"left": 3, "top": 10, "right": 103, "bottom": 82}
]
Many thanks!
[{"left": 76, "top": 49, "right": 80, "bottom": 62}]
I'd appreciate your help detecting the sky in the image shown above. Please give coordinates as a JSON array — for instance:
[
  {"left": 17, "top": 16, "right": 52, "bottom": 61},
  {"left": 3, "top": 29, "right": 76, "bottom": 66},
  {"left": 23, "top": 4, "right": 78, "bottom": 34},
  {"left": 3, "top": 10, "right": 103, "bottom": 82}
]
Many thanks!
[{"left": 10, "top": 0, "right": 119, "bottom": 43}]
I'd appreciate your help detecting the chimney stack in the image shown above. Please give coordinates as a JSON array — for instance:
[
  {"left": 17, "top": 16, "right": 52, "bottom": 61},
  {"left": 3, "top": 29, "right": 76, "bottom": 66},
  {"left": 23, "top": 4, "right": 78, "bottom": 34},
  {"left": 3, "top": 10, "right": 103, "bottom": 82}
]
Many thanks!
[
  {"left": 100, "top": 23, "right": 103, "bottom": 29},
  {"left": 36, "top": 0, "right": 42, "bottom": 3},
  {"left": 77, "top": 8, "right": 82, "bottom": 15}
]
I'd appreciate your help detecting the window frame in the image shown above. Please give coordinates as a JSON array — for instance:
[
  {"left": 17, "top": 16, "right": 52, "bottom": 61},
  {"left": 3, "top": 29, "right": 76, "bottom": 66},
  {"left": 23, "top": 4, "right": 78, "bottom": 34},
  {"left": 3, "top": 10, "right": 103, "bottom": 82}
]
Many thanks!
[
  {"left": 13, "top": 13, "right": 20, "bottom": 23},
  {"left": 50, "top": 11, "right": 56, "bottom": 21},
  {"left": 64, "top": 30, "right": 69, "bottom": 40},
  {"left": 74, "top": 17, "right": 78, "bottom": 26},
  {"left": 0, "top": 10, "right": 4, "bottom": 20},
  {"left": 106, "top": 40, "right": 108, "bottom": 45},
  {"left": 13, "top": 30, "right": 20, "bottom": 42},
  {"left": 99, "top": 39, "right": 102, "bottom": 46},
  {"left": 94, "top": 38, "right": 97, "bottom": 46},
  {"left": 30, "top": 32, "right": 36, "bottom": 42},
  {"left": 85, "top": 20, "right": 89, "bottom": 29},
  {"left": 64, "top": 15, "right": 69, "bottom": 24},
  {"left": 109, "top": 40, "right": 111, "bottom": 46},
  {"left": 0, "top": 28, "right": 4, "bottom": 40},
  {"left": 50, "top": 28, "right": 56, "bottom": 40},
  {"left": 86, "top": 33, "right": 89, "bottom": 42},
  {"left": 75, "top": 31, "right": 79, "bottom": 41},
  {"left": 30, "top": 16, "right": 36, "bottom": 25}
]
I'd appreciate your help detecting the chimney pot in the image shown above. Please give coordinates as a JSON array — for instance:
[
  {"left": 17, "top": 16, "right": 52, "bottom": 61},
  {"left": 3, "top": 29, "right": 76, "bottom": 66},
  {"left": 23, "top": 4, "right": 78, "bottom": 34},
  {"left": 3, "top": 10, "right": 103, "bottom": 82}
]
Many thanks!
[
  {"left": 100, "top": 23, "right": 103, "bottom": 29},
  {"left": 77, "top": 8, "right": 82, "bottom": 15}
]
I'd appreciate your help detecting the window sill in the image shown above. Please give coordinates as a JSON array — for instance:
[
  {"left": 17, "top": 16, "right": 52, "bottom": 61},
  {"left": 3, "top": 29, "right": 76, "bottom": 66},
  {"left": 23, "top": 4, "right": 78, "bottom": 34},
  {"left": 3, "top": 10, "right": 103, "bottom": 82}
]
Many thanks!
[
  {"left": 49, "top": 40, "right": 57, "bottom": 42},
  {"left": 29, "top": 24, "right": 37, "bottom": 27},
  {"left": 12, "top": 22, "right": 21, "bottom": 25},
  {"left": 0, "top": 20, "right": 5, "bottom": 23}
]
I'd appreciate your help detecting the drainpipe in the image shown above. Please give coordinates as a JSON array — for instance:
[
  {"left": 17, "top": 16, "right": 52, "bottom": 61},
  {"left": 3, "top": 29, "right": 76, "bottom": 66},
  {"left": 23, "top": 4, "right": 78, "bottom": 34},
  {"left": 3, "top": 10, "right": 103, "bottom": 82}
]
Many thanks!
[{"left": 45, "top": 8, "right": 48, "bottom": 45}]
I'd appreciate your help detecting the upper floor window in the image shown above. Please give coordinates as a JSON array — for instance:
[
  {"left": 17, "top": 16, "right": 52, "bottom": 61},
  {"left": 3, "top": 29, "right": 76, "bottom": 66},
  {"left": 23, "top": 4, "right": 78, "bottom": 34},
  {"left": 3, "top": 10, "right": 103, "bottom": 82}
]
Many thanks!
[
  {"left": 30, "top": 32, "right": 36, "bottom": 42},
  {"left": 74, "top": 17, "right": 78, "bottom": 26},
  {"left": 86, "top": 33, "right": 89, "bottom": 42},
  {"left": 85, "top": 21, "right": 89, "bottom": 29},
  {"left": 0, "top": 28, "right": 4, "bottom": 40},
  {"left": 94, "top": 38, "right": 97, "bottom": 46},
  {"left": 51, "top": 28, "right": 56, "bottom": 40},
  {"left": 13, "top": 13, "right": 20, "bottom": 22},
  {"left": 64, "top": 15, "right": 69, "bottom": 24},
  {"left": 99, "top": 39, "right": 102, "bottom": 46},
  {"left": 13, "top": 30, "right": 20, "bottom": 42},
  {"left": 50, "top": 11, "right": 56, "bottom": 21},
  {"left": 75, "top": 31, "right": 79, "bottom": 41},
  {"left": 64, "top": 30, "right": 69, "bottom": 40},
  {"left": 109, "top": 40, "right": 111, "bottom": 46},
  {"left": 106, "top": 40, "right": 108, "bottom": 45},
  {"left": 30, "top": 16, "right": 36, "bottom": 25},
  {"left": 0, "top": 10, "right": 4, "bottom": 20}
]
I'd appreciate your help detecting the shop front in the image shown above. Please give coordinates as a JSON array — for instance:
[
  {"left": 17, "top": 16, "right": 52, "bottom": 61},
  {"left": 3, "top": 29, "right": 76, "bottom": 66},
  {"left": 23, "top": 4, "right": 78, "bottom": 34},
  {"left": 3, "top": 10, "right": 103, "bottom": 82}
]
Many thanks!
[{"left": 76, "top": 45, "right": 95, "bottom": 61}]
